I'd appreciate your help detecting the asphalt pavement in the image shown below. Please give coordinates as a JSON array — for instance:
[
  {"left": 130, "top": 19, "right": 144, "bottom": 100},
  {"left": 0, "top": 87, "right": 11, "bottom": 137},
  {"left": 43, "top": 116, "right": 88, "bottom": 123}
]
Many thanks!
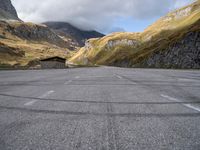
[{"left": 0, "top": 67, "right": 200, "bottom": 150}]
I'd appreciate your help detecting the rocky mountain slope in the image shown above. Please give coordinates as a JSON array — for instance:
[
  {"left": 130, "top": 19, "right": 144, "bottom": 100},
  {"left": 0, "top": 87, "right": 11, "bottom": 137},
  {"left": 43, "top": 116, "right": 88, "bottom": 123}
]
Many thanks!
[
  {"left": 43, "top": 22, "right": 104, "bottom": 47},
  {"left": 1, "top": 0, "right": 199, "bottom": 69},
  {"left": 0, "top": 0, "right": 19, "bottom": 20},
  {"left": 0, "top": 0, "right": 102, "bottom": 68},
  {"left": 70, "top": 0, "right": 200, "bottom": 69},
  {"left": 0, "top": 21, "right": 72, "bottom": 67},
  {"left": 0, "top": 0, "right": 73, "bottom": 67}
]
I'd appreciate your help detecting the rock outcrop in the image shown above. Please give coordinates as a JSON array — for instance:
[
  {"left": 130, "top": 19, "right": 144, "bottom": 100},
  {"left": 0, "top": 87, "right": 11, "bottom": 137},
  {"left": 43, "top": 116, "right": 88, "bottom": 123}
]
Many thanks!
[
  {"left": 1, "top": 21, "right": 72, "bottom": 49},
  {"left": 0, "top": 0, "right": 19, "bottom": 20},
  {"left": 106, "top": 39, "right": 139, "bottom": 49},
  {"left": 138, "top": 31, "right": 200, "bottom": 69}
]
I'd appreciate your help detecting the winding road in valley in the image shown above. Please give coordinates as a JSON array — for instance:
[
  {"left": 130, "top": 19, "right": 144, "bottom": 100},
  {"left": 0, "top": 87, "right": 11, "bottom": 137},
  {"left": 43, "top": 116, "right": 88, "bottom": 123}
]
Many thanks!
[{"left": 0, "top": 67, "right": 200, "bottom": 149}]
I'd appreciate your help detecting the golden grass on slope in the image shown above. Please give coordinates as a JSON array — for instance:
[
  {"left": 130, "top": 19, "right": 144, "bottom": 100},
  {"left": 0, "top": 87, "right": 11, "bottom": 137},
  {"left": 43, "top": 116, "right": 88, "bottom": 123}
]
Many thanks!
[
  {"left": 0, "top": 39, "right": 71, "bottom": 66},
  {"left": 70, "top": 0, "right": 200, "bottom": 66},
  {"left": 0, "top": 21, "right": 72, "bottom": 66},
  {"left": 142, "top": 0, "right": 200, "bottom": 39}
]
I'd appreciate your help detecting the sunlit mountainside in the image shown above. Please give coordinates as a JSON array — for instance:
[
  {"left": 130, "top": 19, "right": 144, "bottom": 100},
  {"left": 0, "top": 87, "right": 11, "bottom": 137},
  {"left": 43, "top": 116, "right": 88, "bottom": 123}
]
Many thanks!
[{"left": 70, "top": 1, "right": 200, "bottom": 69}]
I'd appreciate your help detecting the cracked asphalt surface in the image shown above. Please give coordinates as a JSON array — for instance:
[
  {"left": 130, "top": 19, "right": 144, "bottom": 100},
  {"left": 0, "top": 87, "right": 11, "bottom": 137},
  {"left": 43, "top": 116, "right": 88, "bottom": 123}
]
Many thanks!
[{"left": 0, "top": 67, "right": 200, "bottom": 150}]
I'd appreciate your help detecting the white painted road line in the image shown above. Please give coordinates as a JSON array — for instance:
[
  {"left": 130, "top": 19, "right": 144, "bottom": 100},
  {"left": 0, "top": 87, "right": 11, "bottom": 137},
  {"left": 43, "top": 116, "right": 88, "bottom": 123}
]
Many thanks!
[
  {"left": 39, "top": 90, "right": 55, "bottom": 98},
  {"left": 183, "top": 104, "right": 200, "bottom": 112},
  {"left": 161, "top": 94, "right": 200, "bottom": 112},
  {"left": 24, "top": 90, "right": 54, "bottom": 106},
  {"left": 178, "top": 78, "right": 199, "bottom": 82},
  {"left": 161, "top": 94, "right": 179, "bottom": 101},
  {"left": 114, "top": 74, "right": 123, "bottom": 79},
  {"left": 24, "top": 100, "right": 38, "bottom": 106},
  {"left": 64, "top": 80, "right": 72, "bottom": 85}
]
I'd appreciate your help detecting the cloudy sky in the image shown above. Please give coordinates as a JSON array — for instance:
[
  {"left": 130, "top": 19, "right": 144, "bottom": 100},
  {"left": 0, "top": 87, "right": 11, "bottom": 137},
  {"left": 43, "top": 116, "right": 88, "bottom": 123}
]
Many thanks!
[{"left": 12, "top": 0, "right": 195, "bottom": 34}]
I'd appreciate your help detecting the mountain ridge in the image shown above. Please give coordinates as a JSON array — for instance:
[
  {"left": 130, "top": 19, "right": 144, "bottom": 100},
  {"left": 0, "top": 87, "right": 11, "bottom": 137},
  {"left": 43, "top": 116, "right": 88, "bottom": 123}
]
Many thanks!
[
  {"left": 0, "top": 20, "right": 73, "bottom": 66},
  {"left": 0, "top": 0, "right": 200, "bottom": 69},
  {"left": 69, "top": 0, "right": 200, "bottom": 69},
  {"left": 0, "top": 1, "right": 104, "bottom": 67},
  {"left": 43, "top": 21, "right": 104, "bottom": 47}
]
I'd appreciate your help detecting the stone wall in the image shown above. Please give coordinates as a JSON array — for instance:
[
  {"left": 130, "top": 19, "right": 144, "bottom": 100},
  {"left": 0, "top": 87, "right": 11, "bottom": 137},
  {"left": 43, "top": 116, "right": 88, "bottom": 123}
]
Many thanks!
[{"left": 138, "top": 31, "right": 200, "bottom": 69}]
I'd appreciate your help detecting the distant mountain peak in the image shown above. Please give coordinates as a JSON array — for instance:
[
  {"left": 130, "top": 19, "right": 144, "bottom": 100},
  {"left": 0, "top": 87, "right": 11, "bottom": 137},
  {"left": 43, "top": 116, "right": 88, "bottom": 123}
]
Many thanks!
[{"left": 43, "top": 21, "right": 104, "bottom": 47}]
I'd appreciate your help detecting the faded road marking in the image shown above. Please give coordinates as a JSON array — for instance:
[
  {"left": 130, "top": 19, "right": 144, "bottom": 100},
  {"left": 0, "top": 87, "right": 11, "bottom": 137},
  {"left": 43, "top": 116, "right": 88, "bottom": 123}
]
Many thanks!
[
  {"left": 114, "top": 74, "right": 123, "bottom": 79},
  {"left": 64, "top": 80, "right": 72, "bottom": 85},
  {"left": 24, "top": 100, "right": 38, "bottom": 106},
  {"left": 75, "top": 76, "right": 80, "bottom": 79},
  {"left": 39, "top": 90, "right": 54, "bottom": 98},
  {"left": 161, "top": 94, "right": 200, "bottom": 112},
  {"left": 24, "top": 90, "right": 54, "bottom": 106}
]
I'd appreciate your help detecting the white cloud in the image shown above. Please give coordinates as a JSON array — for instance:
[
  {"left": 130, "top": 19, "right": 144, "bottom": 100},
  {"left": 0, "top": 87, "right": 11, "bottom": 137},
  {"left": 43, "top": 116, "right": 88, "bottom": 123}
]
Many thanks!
[
  {"left": 12, "top": 0, "right": 195, "bottom": 32},
  {"left": 174, "top": 0, "right": 195, "bottom": 9}
]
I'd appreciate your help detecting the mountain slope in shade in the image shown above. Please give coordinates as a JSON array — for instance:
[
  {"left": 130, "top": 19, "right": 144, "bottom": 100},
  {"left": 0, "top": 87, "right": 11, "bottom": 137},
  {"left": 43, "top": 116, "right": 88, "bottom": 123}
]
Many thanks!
[
  {"left": 70, "top": 0, "right": 200, "bottom": 69},
  {"left": 0, "top": 0, "right": 19, "bottom": 20},
  {"left": 43, "top": 22, "right": 105, "bottom": 47}
]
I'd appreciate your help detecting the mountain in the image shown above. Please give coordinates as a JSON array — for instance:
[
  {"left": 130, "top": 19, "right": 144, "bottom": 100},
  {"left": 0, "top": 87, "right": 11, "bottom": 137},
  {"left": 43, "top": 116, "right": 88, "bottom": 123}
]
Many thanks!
[
  {"left": 1, "top": 0, "right": 200, "bottom": 69},
  {"left": 70, "top": 1, "right": 200, "bottom": 69},
  {"left": 43, "top": 22, "right": 105, "bottom": 47},
  {"left": 0, "top": 0, "right": 19, "bottom": 20},
  {"left": 0, "top": 21, "right": 73, "bottom": 67},
  {"left": 0, "top": 1, "right": 104, "bottom": 68},
  {"left": 0, "top": 1, "right": 72, "bottom": 67}
]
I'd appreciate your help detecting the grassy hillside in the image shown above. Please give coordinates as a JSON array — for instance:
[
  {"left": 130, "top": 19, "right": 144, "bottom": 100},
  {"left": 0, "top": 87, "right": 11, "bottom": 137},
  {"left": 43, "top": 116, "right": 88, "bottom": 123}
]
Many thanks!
[
  {"left": 0, "top": 21, "right": 72, "bottom": 67},
  {"left": 70, "top": 0, "right": 200, "bottom": 66}
]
